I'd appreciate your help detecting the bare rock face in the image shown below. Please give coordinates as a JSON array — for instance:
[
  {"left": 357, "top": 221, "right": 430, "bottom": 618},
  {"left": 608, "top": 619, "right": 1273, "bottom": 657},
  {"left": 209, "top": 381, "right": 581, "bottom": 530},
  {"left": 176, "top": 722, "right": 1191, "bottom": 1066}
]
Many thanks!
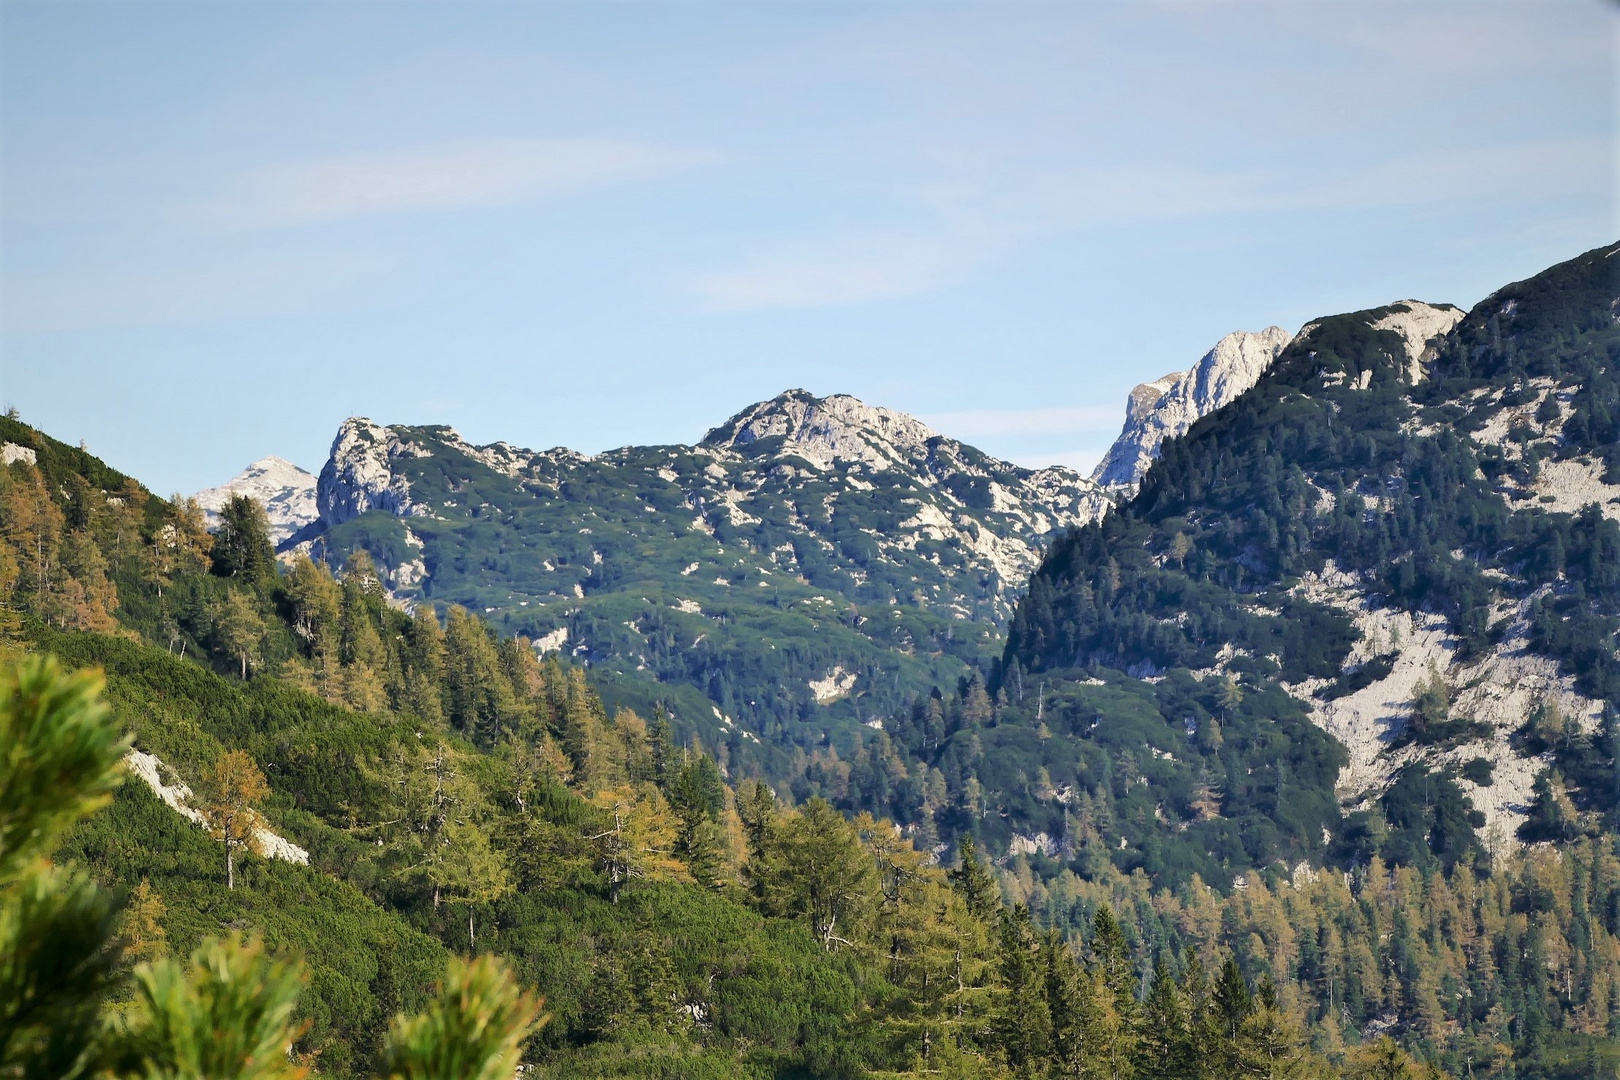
[
  {"left": 1091, "top": 327, "right": 1293, "bottom": 491},
  {"left": 316, "top": 418, "right": 423, "bottom": 527},
  {"left": 194, "top": 456, "right": 318, "bottom": 545},
  {"left": 702, "top": 390, "right": 942, "bottom": 472},
  {"left": 1367, "top": 301, "right": 1466, "bottom": 382}
]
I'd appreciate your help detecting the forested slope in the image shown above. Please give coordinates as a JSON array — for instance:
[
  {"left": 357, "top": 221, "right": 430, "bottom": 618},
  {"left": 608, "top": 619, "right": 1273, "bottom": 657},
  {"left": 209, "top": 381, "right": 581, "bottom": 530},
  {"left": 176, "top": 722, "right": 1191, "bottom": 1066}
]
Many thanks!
[{"left": 4, "top": 242, "right": 1619, "bottom": 1078}]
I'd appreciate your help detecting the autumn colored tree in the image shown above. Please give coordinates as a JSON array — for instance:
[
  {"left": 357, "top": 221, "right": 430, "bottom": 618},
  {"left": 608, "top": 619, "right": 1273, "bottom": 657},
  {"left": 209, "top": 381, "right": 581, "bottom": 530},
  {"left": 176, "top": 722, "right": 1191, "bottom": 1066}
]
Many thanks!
[
  {"left": 589, "top": 784, "right": 683, "bottom": 903},
  {"left": 200, "top": 750, "right": 270, "bottom": 890},
  {"left": 120, "top": 879, "right": 169, "bottom": 966}
]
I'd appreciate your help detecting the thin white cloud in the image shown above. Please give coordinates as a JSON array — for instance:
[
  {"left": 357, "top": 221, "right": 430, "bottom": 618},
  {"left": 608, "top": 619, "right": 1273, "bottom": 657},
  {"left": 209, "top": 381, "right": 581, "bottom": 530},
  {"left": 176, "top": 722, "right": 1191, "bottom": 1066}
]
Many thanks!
[
  {"left": 922, "top": 404, "right": 1122, "bottom": 440},
  {"left": 200, "top": 137, "right": 713, "bottom": 228},
  {"left": 691, "top": 133, "right": 1612, "bottom": 313},
  {"left": 693, "top": 230, "right": 991, "bottom": 312}
]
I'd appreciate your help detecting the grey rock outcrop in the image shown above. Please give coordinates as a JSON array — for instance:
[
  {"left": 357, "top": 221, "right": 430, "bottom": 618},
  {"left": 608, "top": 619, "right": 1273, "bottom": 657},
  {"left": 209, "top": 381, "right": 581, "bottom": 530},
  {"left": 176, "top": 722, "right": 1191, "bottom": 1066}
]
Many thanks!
[
  {"left": 702, "top": 390, "right": 942, "bottom": 472},
  {"left": 1366, "top": 301, "right": 1466, "bottom": 382},
  {"left": 1091, "top": 326, "right": 1293, "bottom": 491},
  {"left": 316, "top": 418, "right": 423, "bottom": 527}
]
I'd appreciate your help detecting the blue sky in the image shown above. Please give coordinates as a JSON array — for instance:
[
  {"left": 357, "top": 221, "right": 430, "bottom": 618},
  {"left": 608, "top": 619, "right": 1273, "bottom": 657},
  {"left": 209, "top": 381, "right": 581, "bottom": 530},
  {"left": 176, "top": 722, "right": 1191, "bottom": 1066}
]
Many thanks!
[{"left": 2, "top": 1, "right": 1614, "bottom": 496}]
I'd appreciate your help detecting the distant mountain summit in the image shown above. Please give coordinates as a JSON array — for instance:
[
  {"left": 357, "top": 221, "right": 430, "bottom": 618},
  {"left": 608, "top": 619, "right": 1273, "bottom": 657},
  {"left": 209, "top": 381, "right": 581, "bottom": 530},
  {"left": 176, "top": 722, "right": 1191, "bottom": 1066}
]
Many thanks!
[
  {"left": 1091, "top": 326, "right": 1294, "bottom": 489},
  {"left": 289, "top": 390, "right": 1109, "bottom": 755},
  {"left": 194, "top": 456, "right": 318, "bottom": 544},
  {"left": 702, "top": 390, "right": 940, "bottom": 468},
  {"left": 1091, "top": 304, "right": 1467, "bottom": 492}
]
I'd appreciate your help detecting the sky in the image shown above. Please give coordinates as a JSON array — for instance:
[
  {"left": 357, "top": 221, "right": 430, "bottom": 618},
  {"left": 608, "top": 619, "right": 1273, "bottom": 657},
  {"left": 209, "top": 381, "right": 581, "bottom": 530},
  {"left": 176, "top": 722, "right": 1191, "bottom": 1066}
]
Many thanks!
[{"left": 1, "top": 1, "right": 1615, "bottom": 497}]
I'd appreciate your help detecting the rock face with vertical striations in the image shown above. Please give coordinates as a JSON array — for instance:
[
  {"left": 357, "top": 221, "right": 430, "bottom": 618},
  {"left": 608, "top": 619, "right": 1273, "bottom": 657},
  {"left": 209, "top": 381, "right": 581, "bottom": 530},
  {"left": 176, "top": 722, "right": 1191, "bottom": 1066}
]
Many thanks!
[
  {"left": 315, "top": 418, "right": 426, "bottom": 527},
  {"left": 1091, "top": 326, "right": 1294, "bottom": 491}
]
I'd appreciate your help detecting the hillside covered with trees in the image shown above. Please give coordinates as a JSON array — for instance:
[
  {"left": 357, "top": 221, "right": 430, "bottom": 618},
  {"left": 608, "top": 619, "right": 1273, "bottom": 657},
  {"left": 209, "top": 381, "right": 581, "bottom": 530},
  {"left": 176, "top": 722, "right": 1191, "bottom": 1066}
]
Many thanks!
[{"left": 2, "top": 241, "right": 1619, "bottom": 1078}]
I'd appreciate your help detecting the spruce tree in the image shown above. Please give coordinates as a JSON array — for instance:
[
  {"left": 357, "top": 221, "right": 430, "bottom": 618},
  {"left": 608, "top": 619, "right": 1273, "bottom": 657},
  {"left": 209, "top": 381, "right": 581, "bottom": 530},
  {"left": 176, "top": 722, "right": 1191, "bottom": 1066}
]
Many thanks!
[
  {"left": 1139, "top": 955, "right": 1189, "bottom": 1079},
  {"left": 946, "top": 835, "right": 999, "bottom": 921},
  {"left": 209, "top": 496, "right": 276, "bottom": 592},
  {"left": 1212, "top": 956, "right": 1254, "bottom": 1078},
  {"left": 991, "top": 906, "right": 1051, "bottom": 1077}
]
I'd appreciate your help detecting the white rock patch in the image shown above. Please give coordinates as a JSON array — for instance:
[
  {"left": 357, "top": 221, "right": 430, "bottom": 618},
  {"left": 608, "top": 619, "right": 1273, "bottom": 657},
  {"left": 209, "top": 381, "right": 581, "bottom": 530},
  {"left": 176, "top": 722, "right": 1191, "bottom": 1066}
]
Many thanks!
[
  {"left": 1369, "top": 301, "right": 1465, "bottom": 383},
  {"left": 1008, "top": 832, "right": 1058, "bottom": 858},
  {"left": 809, "top": 666, "right": 857, "bottom": 704},
  {"left": 124, "top": 749, "right": 309, "bottom": 865},
  {"left": 1282, "top": 566, "right": 1605, "bottom": 846},
  {"left": 532, "top": 626, "right": 569, "bottom": 654},
  {"left": 1530, "top": 458, "right": 1620, "bottom": 521},
  {"left": 2, "top": 443, "right": 38, "bottom": 466}
]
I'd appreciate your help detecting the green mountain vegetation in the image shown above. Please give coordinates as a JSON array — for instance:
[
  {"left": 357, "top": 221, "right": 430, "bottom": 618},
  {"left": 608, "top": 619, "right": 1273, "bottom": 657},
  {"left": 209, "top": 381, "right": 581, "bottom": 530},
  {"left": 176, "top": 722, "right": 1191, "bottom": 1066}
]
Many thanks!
[
  {"left": 793, "top": 242, "right": 1620, "bottom": 1075},
  {"left": 299, "top": 392, "right": 1104, "bottom": 779},
  {"left": 1, "top": 242, "right": 1617, "bottom": 1078}
]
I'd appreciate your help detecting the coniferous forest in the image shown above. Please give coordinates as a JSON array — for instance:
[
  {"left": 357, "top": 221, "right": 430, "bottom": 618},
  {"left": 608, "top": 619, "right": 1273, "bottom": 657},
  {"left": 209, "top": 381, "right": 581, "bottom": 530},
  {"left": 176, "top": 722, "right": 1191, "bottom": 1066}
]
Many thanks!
[{"left": 2, "top": 242, "right": 1619, "bottom": 1079}]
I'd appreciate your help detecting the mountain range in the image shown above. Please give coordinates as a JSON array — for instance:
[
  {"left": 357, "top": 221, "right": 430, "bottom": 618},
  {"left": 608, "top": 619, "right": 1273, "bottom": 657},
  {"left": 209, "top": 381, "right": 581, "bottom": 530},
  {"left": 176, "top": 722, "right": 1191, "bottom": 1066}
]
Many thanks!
[
  {"left": 192, "top": 323, "right": 1325, "bottom": 758},
  {"left": 6, "top": 240, "right": 1619, "bottom": 1078}
]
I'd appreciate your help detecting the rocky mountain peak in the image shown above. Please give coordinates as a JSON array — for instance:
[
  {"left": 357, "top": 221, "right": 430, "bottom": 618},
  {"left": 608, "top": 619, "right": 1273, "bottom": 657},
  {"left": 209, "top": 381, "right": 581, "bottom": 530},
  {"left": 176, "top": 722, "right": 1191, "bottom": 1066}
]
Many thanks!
[
  {"left": 701, "top": 389, "right": 943, "bottom": 472},
  {"left": 194, "top": 455, "right": 318, "bottom": 545},
  {"left": 1125, "top": 373, "right": 1183, "bottom": 425},
  {"left": 316, "top": 417, "right": 422, "bottom": 527},
  {"left": 1091, "top": 326, "right": 1293, "bottom": 490}
]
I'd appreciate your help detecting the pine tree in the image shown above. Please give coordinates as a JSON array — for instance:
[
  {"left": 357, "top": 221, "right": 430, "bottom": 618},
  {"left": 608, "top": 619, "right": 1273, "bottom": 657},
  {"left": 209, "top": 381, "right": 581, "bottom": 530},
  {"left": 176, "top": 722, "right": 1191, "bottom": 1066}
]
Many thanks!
[
  {"left": 947, "top": 835, "right": 1000, "bottom": 921},
  {"left": 669, "top": 752, "right": 729, "bottom": 887},
  {"left": 961, "top": 675, "right": 992, "bottom": 728},
  {"left": 736, "top": 778, "right": 777, "bottom": 868},
  {"left": 217, "top": 591, "right": 267, "bottom": 680},
  {"left": 0, "top": 655, "right": 128, "bottom": 1079},
  {"left": 1139, "top": 955, "right": 1189, "bottom": 1079},
  {"left": 1212, "top": 956, "right": 1254, "bottom": 1078},
  {"left": 444, "top": 606, "right": 519, "bottom": 746},
  {"left": 403, "top": 604, "right": 449, "bottom": 723},
  {"left": 112, "top": 934, "right": 309, "bottom": 1080},
  {"left": 1179, "top": 948, "right": 1218, "bottom": 1076},
  {"left": 648, "top": 704, "right": 676, "bottom": 789},
  {"left": 1085, "top": 905, "right": 1138, "bottom": 1080},
  {"left": 381, "top": 955, "right": 547, "bottom": 1080},
  {"left": 756, "top": 798, "right": 879, "bottom": 951},
  {"left": 1239, "top": 975, "right": 1312, "bottom": 1079},
  {"left": 1044, "top": 929, "right": 1096, "bottom": 1079}
]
